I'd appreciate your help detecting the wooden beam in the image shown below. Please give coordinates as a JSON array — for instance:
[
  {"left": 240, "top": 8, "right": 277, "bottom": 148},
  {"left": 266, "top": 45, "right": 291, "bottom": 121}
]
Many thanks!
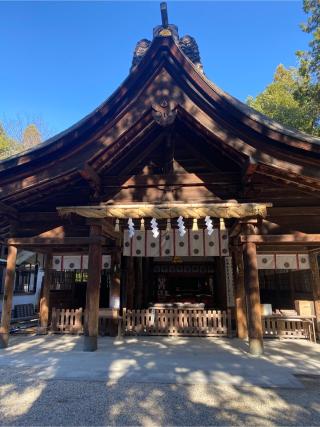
[
  {"left": 268, "top": 207, "right": 320, "bottom": 217},
  {"left": 258, "top": 167, "right": 320, "bottom": 196},
  {"left": 0, "top": 202, "right": 17, "bottom": 219},
  {"left": 6, "top": 236, "right": 105, "bottom": 247},
  {"left": 229, "top": 220, "right": 242, "bottom": 238},
  {"left": 103, "top": 173, "right": 240, "bottom": 188},
  {"left": 79, "top": 163, "right": 101, "bottom": 196},
  {"left": 182, "top": 140, "right": 221, "bottom": 173},
  {"left": 242, "top": 158, "right": 257, "bottom": 184},
  {"left": 163, "top": 130, "right": 174, "bottom": 175},
  {"left": 101, "top": 221, "right": 120, "bottom": 241},
  {"left": 241, "top": 158, "right": 258, "bottom": 197},
  {"left": 240, "top": 234, "right": 320, "bottom": 245},
  {"left": 86, "top": 219, "right": 119, "bottom": 241}
]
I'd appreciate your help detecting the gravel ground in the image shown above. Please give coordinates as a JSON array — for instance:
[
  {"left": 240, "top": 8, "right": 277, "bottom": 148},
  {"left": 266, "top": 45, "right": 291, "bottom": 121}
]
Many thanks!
[{"left": 1, "top": 368, "right": 320, "bottom": 426}]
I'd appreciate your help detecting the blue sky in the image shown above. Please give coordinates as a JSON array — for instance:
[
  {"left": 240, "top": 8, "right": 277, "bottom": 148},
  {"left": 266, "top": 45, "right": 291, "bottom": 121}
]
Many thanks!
[{"left": 0, "top": 1, "right": 310, "bottom": 139}]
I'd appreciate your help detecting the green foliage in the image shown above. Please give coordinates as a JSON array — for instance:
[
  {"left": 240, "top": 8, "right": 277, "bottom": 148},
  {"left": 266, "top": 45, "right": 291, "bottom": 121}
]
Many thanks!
[
  {"left": 295, "top": 0, "right": 320, "bottom": 134},
  {"left": 0, "top": 122, "right": 42, "bottom": 160},
  {"left": 0, "top": 124, "right": 19, "bottom": 159},
  {"left": 297, "top": 0, "right": 320, "bottom": 81},
  {"left": 247, "top": 65, "right": 320, "bottom": 136},
  {"left": 247, "top": 1, "right": 320, "bottom": 137}
]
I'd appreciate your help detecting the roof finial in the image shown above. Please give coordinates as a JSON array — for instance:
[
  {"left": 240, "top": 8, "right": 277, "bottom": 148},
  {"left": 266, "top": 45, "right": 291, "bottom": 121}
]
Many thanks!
[{"left": 160, "top": 2, "right": 169, "bottom": 28}]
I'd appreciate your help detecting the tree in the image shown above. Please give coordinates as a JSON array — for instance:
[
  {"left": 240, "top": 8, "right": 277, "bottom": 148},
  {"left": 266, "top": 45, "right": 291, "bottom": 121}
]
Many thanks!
[
  {"left": 0, "top": 124, "right": 19, "bottom": 160},
  {"left": 247, "top": 1, "right": 320, "bottom": 137},
  {"left": 247, "top": 65, "right": 319, "bottom": 136},
  {"left": 295, "top": 0, "right": 320, "bottom": 133},
  {"left": 0, "top": 120, "right": 43, "bottom": 160},
  {"left": 297, "top": 0, "right": 320, "bottom": 81},
  {"left": 22, "top": 124, "right": 42, "bottom": 149}
]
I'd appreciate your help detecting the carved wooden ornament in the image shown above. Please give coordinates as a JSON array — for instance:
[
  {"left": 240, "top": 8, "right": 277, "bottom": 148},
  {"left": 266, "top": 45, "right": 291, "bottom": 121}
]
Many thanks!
[{"left": 152, "top": 98, "right": 177, "bottom": 127}]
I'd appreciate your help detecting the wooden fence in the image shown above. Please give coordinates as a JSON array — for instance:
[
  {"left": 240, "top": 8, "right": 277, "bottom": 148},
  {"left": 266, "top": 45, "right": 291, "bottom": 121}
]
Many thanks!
[
  {"left": 123, "top": 308, "right": 232, "bottom": 337},
  {"left": 51, "top": 307, "right": 232, "bottom": 337},
  {"left": 50, "top": 309, "right": 316, "bottom": 341},
  {"left": 51, "top": 308, "right": 118, "bottom": 335},
  {"left": 51, "top": 308, "right": 84, "bottom": 334},
  {"left": 263, "top": 316, "right": 316, "bottom": 342}
]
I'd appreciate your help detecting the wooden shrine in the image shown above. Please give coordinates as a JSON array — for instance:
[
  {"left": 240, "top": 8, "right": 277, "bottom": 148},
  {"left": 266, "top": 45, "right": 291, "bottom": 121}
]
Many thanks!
[{"left": 0, "top": 4, "right": 320, "bottom": 354}]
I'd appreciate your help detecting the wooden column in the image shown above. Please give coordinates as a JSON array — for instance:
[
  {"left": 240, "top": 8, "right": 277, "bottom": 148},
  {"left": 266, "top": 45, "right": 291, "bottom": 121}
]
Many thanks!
[
  {"left": 38, "top": 253, "right": 53, "bottom": 333},
  {"left": 0, "top": 245, "right": 17, "bottom": 348},
  {"left": 84, "top": 224, "right": 102, "bottom": 351},
  {"left": 110, "top": 251, "right": 121, "bottom": 308},
  {"left": 120, "top": 256, "right": 127, "bottom": 310},
  {"left": 216, "top": 257, "right": 227, "bottom": 309},
  {"left": 233, "top": 249, "right": 248, "bottom": 339},
  {"left": 310, "top": 252, "right": 320, "bottom": 336},
  {"left": 243, "top": 242, "right": 264, "bottom": 355},
  {"left": 126, "top": 257, "right": 135, "bottom": 309},
  {"left": 134, "top": 258, "right": 143, "bottom": 308},
  {"left": 143, "top": 258, "right": 152, "bottom": 307}
]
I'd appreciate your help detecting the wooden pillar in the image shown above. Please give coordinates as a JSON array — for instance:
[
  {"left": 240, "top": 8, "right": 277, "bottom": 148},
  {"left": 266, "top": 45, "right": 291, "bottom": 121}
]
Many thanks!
[
  {"left": 143, "top": 258, "right": 152, "bottom": 307},
  {"left": 110, "top": 251, "right": 121, "bottom": 309},
  {"left": 0, "top": 245, "right": 17, "bottom": 348},
  {"left": 216, "top": 257, "right": 227, "bottom": 309},
  {"left": 310, "top": 252, "right": 320, "bottom": 335},
  {"left": 134, "top": 258, "right": 143, "bottom": 308},
  {"left": 84, "top": 224, "right": 102, "bottom": 351},
  {"left": 233, "top": 249, "right": 248, "bottom": 339},
  {"left": 120, "top": 256, "right": 127, "bottom": 310},
  {"left": 243, "top": 242, "right": 264, "bottom": 355},
  {"left": 126, "top": 257, "right": 135, "bottom": 309},
  {"left": 38, "top": 253, "right": 53, "bottom": 333}
]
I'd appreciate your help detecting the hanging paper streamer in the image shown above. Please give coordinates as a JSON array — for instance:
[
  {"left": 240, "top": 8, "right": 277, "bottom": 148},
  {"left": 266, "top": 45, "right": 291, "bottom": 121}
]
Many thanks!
[
  {"left": 177, "top": 216, "right": 186, "bottom": 237},
  {"left": 166, "top": 218, "right": 171, "bottom": 231},
  {"left": 140, "top": 218, "right": 145, "bottom": 231},
  {"left": 128, "top": 218, "right": 135, "bottom": 238},
  {"left": 205, "top": 216, "right": 213, "bottom": 235},
  {"left": 150, "top": 217, "right": 159, "bottom": 238},
  {"left": 114, "top": 218, "right": 120, "bottom": 232}
]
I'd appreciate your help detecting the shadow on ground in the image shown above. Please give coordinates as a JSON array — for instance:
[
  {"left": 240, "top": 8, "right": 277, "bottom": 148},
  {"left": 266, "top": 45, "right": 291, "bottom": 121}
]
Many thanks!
[{"left": 0, "top": 336, "right": 320, "bottom": 426}]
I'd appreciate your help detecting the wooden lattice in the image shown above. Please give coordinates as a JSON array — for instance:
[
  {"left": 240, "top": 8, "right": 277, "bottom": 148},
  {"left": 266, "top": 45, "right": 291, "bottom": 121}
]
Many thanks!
[
  {"left": 51, "top": 308, "right": 84, "bottom": 334},
  {"left": 263, "top": 316, "right": 316, "bottom": 341},
  {"left": 123, "top": 308, "right": 232, "bottom": 337}
]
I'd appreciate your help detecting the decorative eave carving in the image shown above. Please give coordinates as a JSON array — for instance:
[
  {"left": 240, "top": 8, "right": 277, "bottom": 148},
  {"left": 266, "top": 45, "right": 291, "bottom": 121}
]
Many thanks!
[{"left": 152, "top": 98, "right": 177, "bottom": 127}]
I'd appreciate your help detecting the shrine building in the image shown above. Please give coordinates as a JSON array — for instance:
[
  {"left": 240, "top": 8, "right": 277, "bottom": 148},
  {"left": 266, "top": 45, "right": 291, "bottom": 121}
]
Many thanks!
[{"left": 0, "top": 4, "right": 320, "bottom": 355}]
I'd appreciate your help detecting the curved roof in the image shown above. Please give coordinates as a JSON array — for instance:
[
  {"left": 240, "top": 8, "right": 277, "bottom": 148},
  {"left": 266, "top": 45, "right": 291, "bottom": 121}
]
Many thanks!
[{"left": 0, "top": 34, "right": 320, "bottom": 213}]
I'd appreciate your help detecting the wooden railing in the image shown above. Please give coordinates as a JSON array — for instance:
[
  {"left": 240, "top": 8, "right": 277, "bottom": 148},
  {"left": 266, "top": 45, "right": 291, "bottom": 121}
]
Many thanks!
[
  {"left": 51, "top": 307, "right": 232, "bottom": 337},
  {"left": 263, "top": 315, "right": 316, "bottom": 342},
  {"left": 51, "top": 308, "right": 120, "bottom": 335},
  {"left": 123, "top": 308, "right": 232, "bottom": 337},
  {"left": 51, "top": 308, "right": 84, "bottom": 333}
]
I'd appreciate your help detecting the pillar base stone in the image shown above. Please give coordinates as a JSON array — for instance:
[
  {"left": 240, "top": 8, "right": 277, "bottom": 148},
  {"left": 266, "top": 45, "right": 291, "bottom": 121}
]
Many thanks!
[
  {"left": 37, "top": 326, "right": 48, "bottom": 335},
  {"left": 83, "top": 335, "right": 98, "bottom": 352},
  {"left": 248, "top": 338, "right": 264, "bottom": 356},
  {"left": 0, "top": 333, "right": 9, "bottom": 348}
]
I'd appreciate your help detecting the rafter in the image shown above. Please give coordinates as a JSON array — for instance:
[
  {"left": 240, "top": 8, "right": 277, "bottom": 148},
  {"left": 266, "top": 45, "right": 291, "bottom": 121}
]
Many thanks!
[
  {"left": 0, "top": 201, "right": 17, "bottom": 219},
  {"left": 79, "top": 163, "right": 101, "bottom": 197}
]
